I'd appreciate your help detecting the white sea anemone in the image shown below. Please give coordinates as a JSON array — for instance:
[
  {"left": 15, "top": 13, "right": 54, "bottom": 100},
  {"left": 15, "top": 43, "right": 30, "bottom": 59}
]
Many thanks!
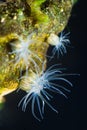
[
  {"left": 9, "top": 33, "right": 41, "bottom": 74},
  {"left": 47, "top": 32, "right": 70, "bottom": 57},
  {"left": 18, "top": 63, "right": 73, "bottom": 121}
]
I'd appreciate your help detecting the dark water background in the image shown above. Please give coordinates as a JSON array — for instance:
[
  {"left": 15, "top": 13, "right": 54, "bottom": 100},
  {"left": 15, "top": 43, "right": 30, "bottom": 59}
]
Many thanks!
[{"left": 0, "top": 0, "right": 86, "bottom": 130}]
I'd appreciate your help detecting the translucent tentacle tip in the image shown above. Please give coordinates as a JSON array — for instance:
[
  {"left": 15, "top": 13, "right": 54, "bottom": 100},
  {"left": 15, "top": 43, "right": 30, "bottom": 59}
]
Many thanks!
[{"left": 18, "top": 64, "right": 73, "bottom": 121}]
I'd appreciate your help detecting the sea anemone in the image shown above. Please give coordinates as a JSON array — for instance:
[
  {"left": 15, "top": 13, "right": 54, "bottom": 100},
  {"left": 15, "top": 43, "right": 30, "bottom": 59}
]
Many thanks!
[
  {"left": 47, "top": 32, "right": 70, "bottom": 57},
  {"left": 18, "top": 64, "right": 72, "bottom": 121},
  {"left": 9, "top": 33, "right": 41, "bottom": 74}
]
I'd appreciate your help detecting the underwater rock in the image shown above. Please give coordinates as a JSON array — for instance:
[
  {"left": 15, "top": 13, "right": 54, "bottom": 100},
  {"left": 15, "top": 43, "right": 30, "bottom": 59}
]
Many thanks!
[{"left": 0, "top": 0, "right": 77, "bottom": 120}]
